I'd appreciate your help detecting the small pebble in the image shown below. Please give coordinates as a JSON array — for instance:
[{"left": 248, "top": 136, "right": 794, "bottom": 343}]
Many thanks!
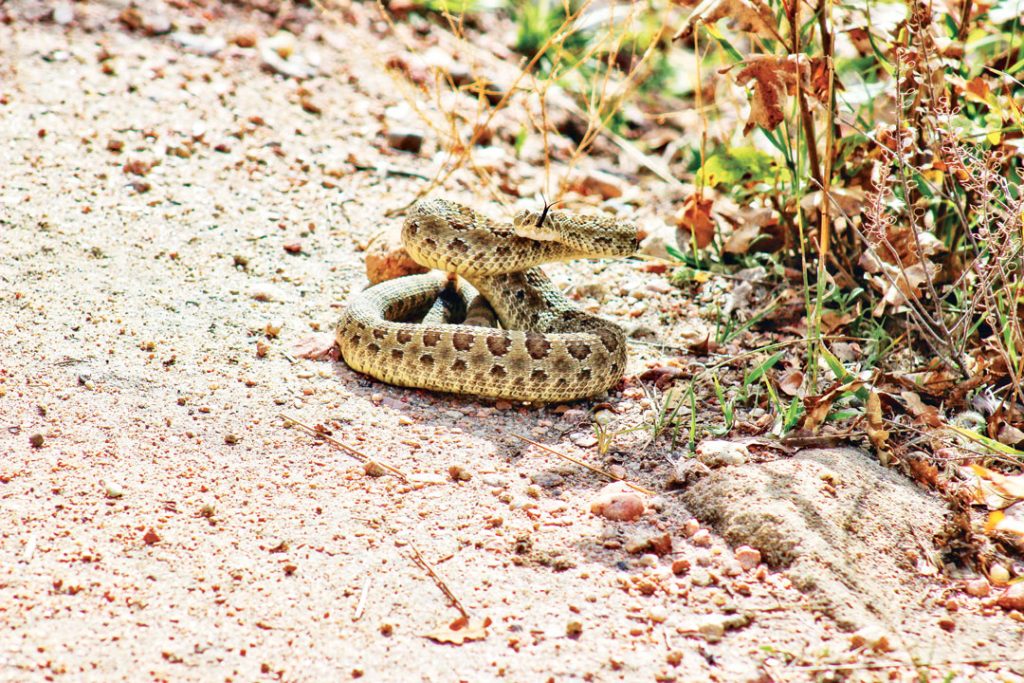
[
  {"left": 991, "top": 564, "right": 1011, "bottom": 585},
  {"left": 566, "top": 620, "right": 583, "bottom": 639},
  {"left": 682, "top": 519, "right": 700, "bottom": 537},
  {"left": 448, "top": 465, "right": 472, "bottom": 482},
  {"left": 224, "top": 433, "right": 240, "bottom": 445},
  {"left": 480, "top": 474, "right": 507, "bottom": 488},
  {"left": 387, "top": 129, "right": 424, "bottom": 154},
  {"left": 965, "top": 578, "right": 990, "bottom": 597},
  {"left": 590, "top": 482, "right": 646, "bottom": 522},
  {"left": 264, "top": 320, "right": 283, "bottom": 338},
  {"left": 734, "top": 545, "right": 761, "bottom": 571},
  {"left": 997, "top": 582, "right": 1024, "bottom": 610},
  {"left": 691, "top": 529, "right": 712, "bottom": 547},
  {"left": 671, "top": 558, "right": 690, "bottom": 575},
  {"left": 530, "top": 471, "right": 564, "bottom": 488},
  {"left": 690, "top": 568, "right": 712, "bottom": 587},
  {"left": 364, "top": 462, "right": 387, "bottom": 477},
  {"left": 29, "top": 433, "right": 44, "bottom": 448}
]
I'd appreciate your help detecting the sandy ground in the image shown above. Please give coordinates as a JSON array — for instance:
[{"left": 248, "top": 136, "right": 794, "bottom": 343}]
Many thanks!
[{"left": 2, "top": 2, "right": 1024, "bottom": 682}]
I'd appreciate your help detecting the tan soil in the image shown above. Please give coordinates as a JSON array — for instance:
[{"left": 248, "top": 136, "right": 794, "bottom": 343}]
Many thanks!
[{"left": 2, "top": 3, "right": 1023, "bottom": 682}]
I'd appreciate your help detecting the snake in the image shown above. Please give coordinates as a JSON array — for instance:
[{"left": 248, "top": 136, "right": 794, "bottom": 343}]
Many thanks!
[{"left": 337, "top": 198, "right": 639, "bottom": 403}]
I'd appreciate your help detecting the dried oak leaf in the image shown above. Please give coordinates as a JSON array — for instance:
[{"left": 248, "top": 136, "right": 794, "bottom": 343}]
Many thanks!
[
  {"left": 424, "top": 616, "right": 491, "bottom": 645},
  {"left": 733, "top": 55, "right": 819, "bottom": 135},
  {"left": 675, "top": 194, "right": 715, "bottom": 249},
  {"left": 674, "top": 0, "right": 777, "bottom": 42}
]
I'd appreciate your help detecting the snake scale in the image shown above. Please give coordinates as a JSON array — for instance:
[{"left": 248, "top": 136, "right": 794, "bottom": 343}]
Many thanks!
[{"left": 337, "top": 198, "right": 639, "bottom": 402}]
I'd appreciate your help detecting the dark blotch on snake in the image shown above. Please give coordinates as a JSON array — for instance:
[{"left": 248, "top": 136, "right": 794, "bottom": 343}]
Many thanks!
[
  {"left": 525, "top": 333, "right": 551, "bottom": 360},
  {"left": 453, "top": 332, "right": 474, "bottom": 351},
  {"left": 486, "top": 335, "right": 511, "bottom": 356},
  {"left": 567, "top": 341, "right": 592, "bottom": 361}
]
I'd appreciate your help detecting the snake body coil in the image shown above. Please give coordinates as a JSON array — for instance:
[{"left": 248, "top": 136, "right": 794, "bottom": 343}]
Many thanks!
[{"left": 337, "top": 198, "right": 639, "bottom": 402}]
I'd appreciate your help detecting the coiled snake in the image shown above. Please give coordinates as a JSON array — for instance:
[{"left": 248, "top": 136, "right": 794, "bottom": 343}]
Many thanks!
[{"left": 337, "top": 198, "right": 639, "bottom": 402}]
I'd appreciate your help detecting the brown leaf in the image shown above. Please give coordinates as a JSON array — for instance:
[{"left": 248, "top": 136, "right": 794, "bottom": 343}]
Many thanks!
[
  {"left": 674, "top": 0, "right": 778, "bottom": 42},
  {"left": 777, "top": 369, "right": 804, "bottom": 397},
  {"left": 969, "top": 464, "right": 1024, "bottom": 506},
  {"left": 865, "top": 390, "right": 891, "bottom": 464},
  {"left": 675, "top": 194, "right": 716, "bottom": 249},
  {"left": 964, "top": 77, "right": 990, "bottom": 103},
  {"left": 424, "top": 616, "right": 491, "bottom": 644},
  {"left": 900, "top": 391, "right": 942, "bottom": 428},
  {"left": 733, "top": 55, "right": 818, "bottom": 134}
]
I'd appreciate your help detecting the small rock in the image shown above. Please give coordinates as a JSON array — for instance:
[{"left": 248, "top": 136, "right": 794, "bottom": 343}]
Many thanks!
[
  {"left": 494, "top": 400, "right": 513, "bottom": 411},
  {"left": 666, "top": 458, "right": 711, "bottom": 488},
  {"left": 224, "top": 433, "right": 240, "bottom": 445},
  {"left": 250, "top": 283, "right": 286, "bottom": 302},
  {"left": 938, "top": 617, "right": 956, "bottom": 632},
  {"left": 734, "top": 545, "right": 761, "bottom": 571},
  {"left": 480, "top": 474, "right": 508, "bottom": 488},
  {"left": 29, "top": 433, "right": 44, "bottom": 448},
  {"left": 682, "top": 519, "right": 700, "bottom": 537},
  {"left": 264, "top": 320, "right": 283, "bottom": 338},
  {"left": 965, "top": 578, "right": 990, "bottom": 597},
  {"left": 142, "top": 528, "right": 161, "bottom": 545},
  {"left": 695, "top": 439, "right": 749, "bottom": 467},
  {"left": 566, "top": 620, "right": 583, "bottom": 639},
  {"left": 283, "top": 240, "right": 303, "bottom": 254},
  {"left": 448, "top": 464, "right": 472, "bottom": 482},
  {"left": 530, "top": 471, "right": 564, "bottom": 488},
  {"left": 671, "top": 558, "right": 690, "bottom": 575},
  {"left": 593, "top": 409, "right": 615, "bottom": 426},
  {"left": 570, "top": 432, "right": 599, "bottom": 449},
  {"left": 387, "top": 129, "right": 424, "bottom": 154},
  {"left": 722, "top": 560, "right": 743, "bottom": 577},
  {"left": 849, "top": 626, "right": 894, "bottom": 652},
  {"left": 364, "top": 462, "right": 387, "bottom": 477},
  {"left": 691, "top": 529, "right": 712, "bottom": 547},
  {"left": 690, "top": 568, "right": 712, "bottom": 586},
  {"left": 232, "top": 28, "right": 259, "bottom": 48},
  {"left": 697, "top": 619, "right": 725, "bottom": 643},
  {"left": 638, "top": 553, "right": 659, "bottom": 568},
  {"left": 991, "top": 564, "right": 1011, "bottom": 585},
  {"left": 170, "top": 31, "right": 226, "bottom": 56},
  {"left": 997, "top": 582, "right": 1024, "bottom": 611},
  {"left": 255, "top": 341, "right": 270, "bottom": 358},
  {"left": 590, "top": 482, "right": 646, "bottom": 522},
  {"left": 105, "top": 483, "right": 124, "bottom": 499}
]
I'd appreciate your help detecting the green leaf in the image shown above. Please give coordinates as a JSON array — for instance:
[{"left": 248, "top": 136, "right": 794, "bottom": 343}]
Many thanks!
[
  {"left": 744, "top": 351, "right": 785, "bottom": 387},
  {"left": 701, "top": 23, "right": 744, "bottom": 63},
  {"left": 698, "top": 147, "right": 781, "bottom": 187}
]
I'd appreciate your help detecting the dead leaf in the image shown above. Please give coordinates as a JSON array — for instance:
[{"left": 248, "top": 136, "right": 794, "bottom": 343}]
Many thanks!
[
  {"left": 674, "top": 0, "right": 778, "bottom": 42},
  {"left": 865, "top": 390, "right": 891, "bottom": 465},
  {"left": 675, "top": 194, "right": 715, "bottom": 249},
  {"left": 777, "top": 369, "right": 804, "bottom": 397},
  {"left": 733, "top": 55, "right": 821, "bottom": 134},
  {"left": 802, "top": 380, "right": 863, "bottom": 432},
  {"left": 424, "top": 616, "right": 491, "bottom": 645},
  {"left": 969, "top": 464, "right": 1024, "bottom": 507},
  {"left": 985, "top": 507, "right": 1024, "bottom": 537},
  {"left": 900, "top": 391, "right": 942, "bottom": 428}
]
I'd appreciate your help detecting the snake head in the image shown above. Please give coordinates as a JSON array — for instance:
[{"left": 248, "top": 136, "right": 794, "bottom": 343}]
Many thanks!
[{"left": 512, "top": 208, "right": 562, "bottom": 242}]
